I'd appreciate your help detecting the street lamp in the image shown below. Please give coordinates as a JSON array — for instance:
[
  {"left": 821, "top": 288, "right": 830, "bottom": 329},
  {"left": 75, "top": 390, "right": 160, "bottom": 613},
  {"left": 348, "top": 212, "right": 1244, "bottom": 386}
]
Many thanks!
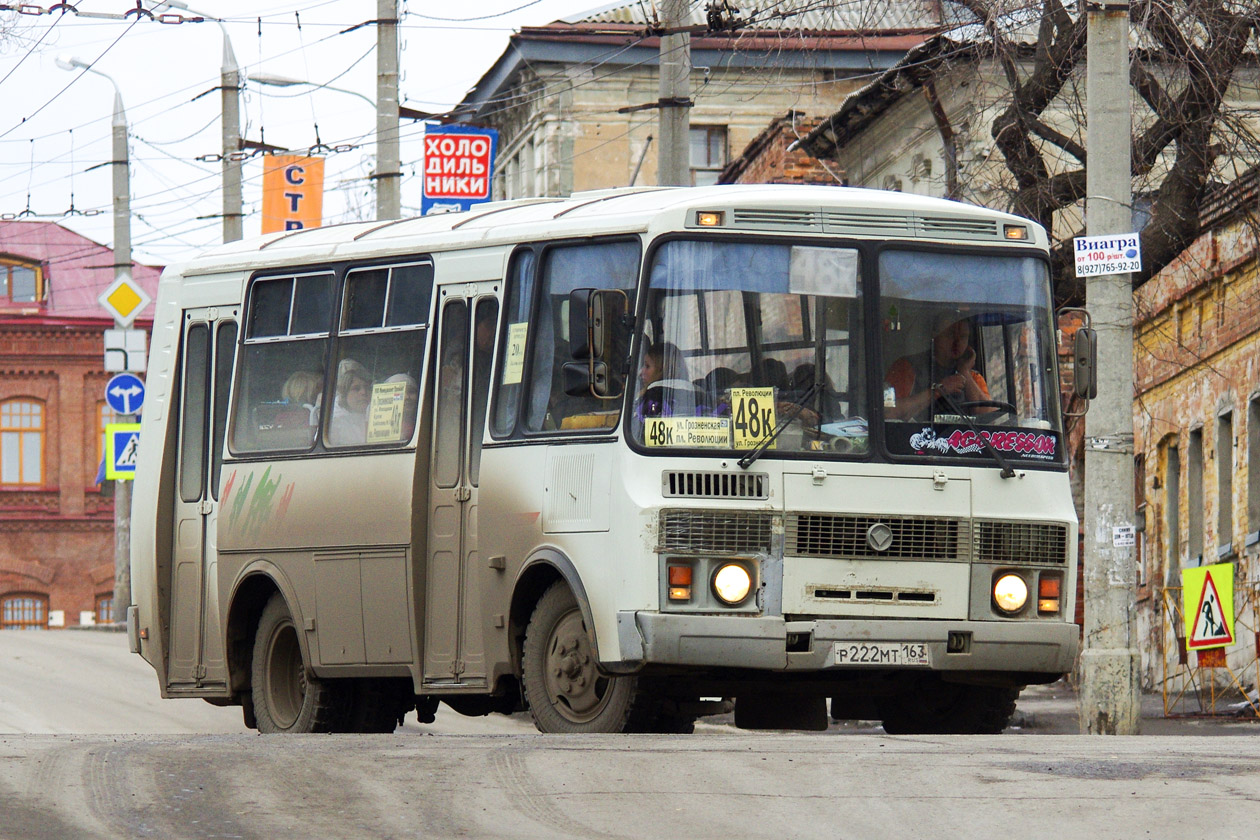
[
  {"left": 249, "top": 72, "right": 376, "bottom": 108},
  {"left": 55, "top": 53, "right": 133, "bottom": 620},
  {"left": 155, "top": 0, "right": 243, "bottom": 243},
  {"left": 56, "top": 56, "right": 130, "bottom": 269}
]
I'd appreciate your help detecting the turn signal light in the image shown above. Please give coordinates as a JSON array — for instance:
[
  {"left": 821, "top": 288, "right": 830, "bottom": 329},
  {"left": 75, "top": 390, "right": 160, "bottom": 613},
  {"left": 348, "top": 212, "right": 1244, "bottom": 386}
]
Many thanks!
[
  {"left": 668, "top": 564, "right": 693, "bottom": 600},
  {"left": 1038, "top": 575, "right": 1062, "bottom": 614},
  {"left": 1003, "top": 224, "right": 1028, "bottom": 240},
  {"left": 696, "top": 211, "right": 724, "bottom": 227}
]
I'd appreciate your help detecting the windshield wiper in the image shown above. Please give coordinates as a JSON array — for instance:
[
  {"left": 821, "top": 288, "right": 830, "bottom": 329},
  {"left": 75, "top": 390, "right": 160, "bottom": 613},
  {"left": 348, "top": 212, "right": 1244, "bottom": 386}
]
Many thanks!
[
  {"left": 933, "top": 387, "right": 1018, "bottom": 479},
  {"left": 738, "top": 380, "right": 822, "bottom": 469}
]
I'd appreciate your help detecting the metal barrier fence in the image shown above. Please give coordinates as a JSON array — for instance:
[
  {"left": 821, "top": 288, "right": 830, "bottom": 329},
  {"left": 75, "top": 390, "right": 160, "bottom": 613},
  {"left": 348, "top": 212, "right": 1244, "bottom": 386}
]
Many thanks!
[{"left": 1158, "top": 583, "right": 1260, "bottom": 718}]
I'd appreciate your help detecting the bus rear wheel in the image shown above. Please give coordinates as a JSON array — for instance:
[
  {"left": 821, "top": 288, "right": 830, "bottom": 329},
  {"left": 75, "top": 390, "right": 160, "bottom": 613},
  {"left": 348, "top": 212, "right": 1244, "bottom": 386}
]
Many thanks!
[
  {"left": 251, "top": 594, "right": 343, "bottom": 733},
  {"left": 522, "top": 582, "right": 638, "bottom": 733}
]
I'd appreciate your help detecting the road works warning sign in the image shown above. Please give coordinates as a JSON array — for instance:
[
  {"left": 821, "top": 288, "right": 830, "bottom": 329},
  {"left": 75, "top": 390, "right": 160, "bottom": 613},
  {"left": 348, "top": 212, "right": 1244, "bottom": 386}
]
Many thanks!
[
  {"left": 1183, "top": 562, "right": 1235, "bottom": 650},
  {"left": 421, "top": 126, "right": 498, "bottom": 215}
]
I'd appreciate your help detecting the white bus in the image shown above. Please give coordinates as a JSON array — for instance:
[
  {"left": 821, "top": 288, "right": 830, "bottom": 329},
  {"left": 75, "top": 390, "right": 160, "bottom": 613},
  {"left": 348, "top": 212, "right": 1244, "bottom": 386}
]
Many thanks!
[{"left": 129, "top": 185, "right": 1081, "bottom": 734}]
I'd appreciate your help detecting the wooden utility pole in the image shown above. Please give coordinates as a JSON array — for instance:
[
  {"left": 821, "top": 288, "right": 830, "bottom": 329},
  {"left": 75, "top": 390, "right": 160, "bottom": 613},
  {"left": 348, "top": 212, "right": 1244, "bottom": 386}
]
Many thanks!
[{"left": 1080, "top": 0, "right": 1141, "bottom": 735}]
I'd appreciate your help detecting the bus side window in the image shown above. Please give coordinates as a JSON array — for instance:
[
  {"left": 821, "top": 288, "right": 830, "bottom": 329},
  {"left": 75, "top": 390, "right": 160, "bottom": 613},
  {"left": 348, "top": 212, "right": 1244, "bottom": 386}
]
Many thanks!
[
  {"left": 521, "top": 240, "right": 639, "bottom": 434},
  {"left": 231, "top": 273, "right": 333, "bottom": 454},
  {"left": 326, "top": 261, "right": 430, "bottom": 448},
  {"left": 491, "top": 250, "right": 535, "bottom": 438}
]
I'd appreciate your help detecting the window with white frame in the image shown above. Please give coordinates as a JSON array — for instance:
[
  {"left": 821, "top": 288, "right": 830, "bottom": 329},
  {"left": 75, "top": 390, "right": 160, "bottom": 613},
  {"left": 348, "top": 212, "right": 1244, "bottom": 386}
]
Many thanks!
[{"left": 1, "top": 399, "right": 43, "bottom": 486}]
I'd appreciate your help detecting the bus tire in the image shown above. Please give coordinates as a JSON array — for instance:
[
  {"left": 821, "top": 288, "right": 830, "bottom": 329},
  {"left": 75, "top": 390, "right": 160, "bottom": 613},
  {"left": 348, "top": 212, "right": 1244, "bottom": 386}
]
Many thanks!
[
  {"left": 251, "top": 594, "right": 344, "bottom": 733},
  {"left": 522, "top": 582, "right": 638, "bottom": 733},
  {"left": 880, "top": 677, "right": 1019, "bottom": 735}
]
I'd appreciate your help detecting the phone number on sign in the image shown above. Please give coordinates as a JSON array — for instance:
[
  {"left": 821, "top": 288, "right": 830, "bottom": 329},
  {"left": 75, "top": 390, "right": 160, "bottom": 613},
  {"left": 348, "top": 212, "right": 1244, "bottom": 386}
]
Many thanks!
[{"left": 1076, "top": 259, "right": 1140, "bottom": 276}]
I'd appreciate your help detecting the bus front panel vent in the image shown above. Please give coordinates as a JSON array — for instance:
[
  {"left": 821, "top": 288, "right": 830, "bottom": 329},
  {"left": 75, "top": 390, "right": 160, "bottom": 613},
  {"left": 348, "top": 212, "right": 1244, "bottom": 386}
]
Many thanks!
[
  {"left": 658, "top": 509, "right": 773, "bottom": 554},
  {"left": 916, "top": 216, "right": 1000, "bottom": 239},
  {"left": 973, "top": 520, "right": 1069, "bottom": 565},
  {"left": 822, "top": 211, "right": 914, "bottom": 236},
  {"left": 731, "top": 208, "right": 822, "bottom": 230},
  {"left": 662, "top": 470, "right": 769, "bottom": 500},
  {"left": 786, "top": 513, "right": 968, "bottom": 561}
]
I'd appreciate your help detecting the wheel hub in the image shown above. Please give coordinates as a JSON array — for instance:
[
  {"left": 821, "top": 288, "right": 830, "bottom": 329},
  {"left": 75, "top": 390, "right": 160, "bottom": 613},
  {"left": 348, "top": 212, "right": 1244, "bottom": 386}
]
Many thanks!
[{"left": 544, "top": 610, "right": 609, "bottom": 722}]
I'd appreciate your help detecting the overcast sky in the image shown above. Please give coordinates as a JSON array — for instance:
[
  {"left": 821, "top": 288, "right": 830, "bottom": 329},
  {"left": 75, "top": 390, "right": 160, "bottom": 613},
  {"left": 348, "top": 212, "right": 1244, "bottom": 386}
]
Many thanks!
[{"left": 0, "top": 1, "right": 601, "bottom": 266}]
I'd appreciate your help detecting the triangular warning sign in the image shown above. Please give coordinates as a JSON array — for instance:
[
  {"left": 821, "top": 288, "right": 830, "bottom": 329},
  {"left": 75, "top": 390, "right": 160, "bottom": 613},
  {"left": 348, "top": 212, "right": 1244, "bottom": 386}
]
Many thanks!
[{"left": 1188, "top": 569, "right": 1235, "bottom": 649}]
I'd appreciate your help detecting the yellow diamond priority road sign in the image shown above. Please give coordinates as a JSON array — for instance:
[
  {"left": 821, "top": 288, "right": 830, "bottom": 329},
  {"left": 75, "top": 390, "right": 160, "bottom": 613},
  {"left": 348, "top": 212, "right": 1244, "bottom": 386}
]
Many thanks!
[{"left": 98, "top": 272, "right": 151, "bottom": 328}]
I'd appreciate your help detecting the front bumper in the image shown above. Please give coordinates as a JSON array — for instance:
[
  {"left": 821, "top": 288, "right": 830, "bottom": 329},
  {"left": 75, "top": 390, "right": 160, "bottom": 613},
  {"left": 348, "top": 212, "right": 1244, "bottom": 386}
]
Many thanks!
[{"left": 617, "top": 611, "right": 1078, "bottom": 675}]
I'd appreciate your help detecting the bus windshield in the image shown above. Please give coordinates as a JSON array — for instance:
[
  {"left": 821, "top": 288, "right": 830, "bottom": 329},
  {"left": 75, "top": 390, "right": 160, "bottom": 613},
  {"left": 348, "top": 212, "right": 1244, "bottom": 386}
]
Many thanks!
[
  {"left": 631, "top": 239, "right": 869, "bottom": 457},
  {"left": 879, "top": 249, "right": 1063, "bottom": 465}
]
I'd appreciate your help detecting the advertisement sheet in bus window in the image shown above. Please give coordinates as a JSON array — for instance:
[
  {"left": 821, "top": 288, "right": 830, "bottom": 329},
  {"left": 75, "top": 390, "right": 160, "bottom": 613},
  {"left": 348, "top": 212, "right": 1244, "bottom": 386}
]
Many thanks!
[{"left": 503, "top": 322, "right": 528, "bottom": 384}]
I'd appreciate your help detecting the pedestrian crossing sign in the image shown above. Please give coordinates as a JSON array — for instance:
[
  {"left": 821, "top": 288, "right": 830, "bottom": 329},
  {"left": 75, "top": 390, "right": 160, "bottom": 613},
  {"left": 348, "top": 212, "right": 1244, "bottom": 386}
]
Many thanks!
[
  {"left": 1183, "top": 562, "right": 1235, "bottom": 651},
  {"left": 105, "top": 423, "right": 142, "bottom": 481}
]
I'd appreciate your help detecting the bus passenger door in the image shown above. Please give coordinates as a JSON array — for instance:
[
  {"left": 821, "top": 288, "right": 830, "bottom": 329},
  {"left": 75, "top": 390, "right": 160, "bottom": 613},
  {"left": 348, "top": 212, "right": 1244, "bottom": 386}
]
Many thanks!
[
  {"left": 168, "top": 310, "right": 237, "bottom": 691},
  {"left": 424, "top": 288, "right": 498, "bottom": 685}
]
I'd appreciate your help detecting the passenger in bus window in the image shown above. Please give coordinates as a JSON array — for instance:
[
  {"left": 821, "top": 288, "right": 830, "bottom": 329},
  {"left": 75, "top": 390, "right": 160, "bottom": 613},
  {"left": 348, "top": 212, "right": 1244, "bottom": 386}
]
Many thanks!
[
  {"left": 885, "top": 313, "right": 991, "bottom": 421},
  {"left": 280, "top": 369, "right": 323, "bottom": 426},
  {"left": 635, "top": 340, "right": 698, "bottom": 420},
  {"left": 328, "top": 358, "right": 372, "bottom": 444}
]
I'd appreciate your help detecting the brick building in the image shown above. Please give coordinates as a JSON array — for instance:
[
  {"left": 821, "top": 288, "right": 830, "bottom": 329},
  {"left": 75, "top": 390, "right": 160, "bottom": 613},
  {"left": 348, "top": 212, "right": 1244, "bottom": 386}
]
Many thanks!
[
  {"left": 0, "top": 221, "right": 159, "bottom": 629},
  {"left": 718, "top": 111, "right": 837, "bottom": 186},
  {"left": 1132, "top": 175, "right": 1260, "bottom": 688}
]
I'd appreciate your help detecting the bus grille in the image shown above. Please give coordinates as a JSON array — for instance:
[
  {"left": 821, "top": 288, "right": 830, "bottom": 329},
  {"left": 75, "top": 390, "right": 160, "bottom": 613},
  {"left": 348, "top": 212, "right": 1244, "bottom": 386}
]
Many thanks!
[
  {"left": 974, "top": 520, "right": 1069, "bottom": 564},
  {"left": 662, "top": 470, "right": 769, "bottom": 500},
  {"left": 786, "top": 513, "right": 967, "bottom": 561},
  {"left": 659, "top": 510, "right": 773, "bottom": 554}
]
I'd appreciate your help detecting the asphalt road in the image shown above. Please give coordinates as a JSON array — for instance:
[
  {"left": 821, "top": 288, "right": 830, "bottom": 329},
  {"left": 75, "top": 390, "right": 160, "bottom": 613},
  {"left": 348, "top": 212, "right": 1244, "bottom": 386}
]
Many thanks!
[{"left": 2, "top": 631, "right": 1259, "bottom": 839}]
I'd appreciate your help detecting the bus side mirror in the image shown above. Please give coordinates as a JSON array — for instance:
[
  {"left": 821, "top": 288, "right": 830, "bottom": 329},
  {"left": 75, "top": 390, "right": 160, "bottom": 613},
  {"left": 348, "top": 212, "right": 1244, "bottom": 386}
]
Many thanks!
[
  {"left": 563, "top": 360, "right": 612, "bottom": 397},
  {"left": 568, "top": 288, "right": 603, "bottom": 360},
  {"left": 1073, "top": 327, "right": 1098, "bottom": 399},
  {"left": 566, "top": 288, "right": 627, "bottom": 399}
]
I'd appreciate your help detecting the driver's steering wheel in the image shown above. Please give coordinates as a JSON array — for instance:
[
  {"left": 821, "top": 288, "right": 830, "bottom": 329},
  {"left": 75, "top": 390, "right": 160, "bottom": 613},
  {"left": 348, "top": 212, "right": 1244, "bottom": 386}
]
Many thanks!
[{"left": 957, "top": 399, "right": 1017, "bottom": 421}]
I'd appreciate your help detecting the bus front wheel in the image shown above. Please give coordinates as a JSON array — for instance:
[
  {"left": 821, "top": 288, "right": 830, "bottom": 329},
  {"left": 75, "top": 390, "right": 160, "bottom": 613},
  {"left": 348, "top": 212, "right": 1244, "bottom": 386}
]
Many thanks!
[
  {"left": 522, "top": 582, "right": 638, "bottom": 733},
  {"left": 251, "top": 594, "right": 343, "bottom": 733},
  {"left": 880, "top": 676, "right": 1019, "bottom": 735}
]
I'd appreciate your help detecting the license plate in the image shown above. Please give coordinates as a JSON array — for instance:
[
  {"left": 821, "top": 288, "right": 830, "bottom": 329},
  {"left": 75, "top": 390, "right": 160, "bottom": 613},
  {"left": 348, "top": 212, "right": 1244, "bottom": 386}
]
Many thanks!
[{"left": 833, "top": 642, "right": 930, "bottom": 667}]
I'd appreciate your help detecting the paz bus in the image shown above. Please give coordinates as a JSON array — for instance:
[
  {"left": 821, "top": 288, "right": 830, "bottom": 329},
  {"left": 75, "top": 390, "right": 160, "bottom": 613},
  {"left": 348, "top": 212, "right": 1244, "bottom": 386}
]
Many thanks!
[{"left": 129, "top": 184, "right": 1081, "bottom": 734}]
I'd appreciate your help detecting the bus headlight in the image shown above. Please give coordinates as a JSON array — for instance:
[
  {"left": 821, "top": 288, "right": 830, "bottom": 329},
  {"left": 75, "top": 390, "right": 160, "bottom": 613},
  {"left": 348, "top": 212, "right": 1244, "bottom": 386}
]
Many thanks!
[
  {"left": 993, "top": 574, "right": 1029, "bottom": 614},
  {"left": 712, "top": 563, "right": 752, "bottom": 605}
]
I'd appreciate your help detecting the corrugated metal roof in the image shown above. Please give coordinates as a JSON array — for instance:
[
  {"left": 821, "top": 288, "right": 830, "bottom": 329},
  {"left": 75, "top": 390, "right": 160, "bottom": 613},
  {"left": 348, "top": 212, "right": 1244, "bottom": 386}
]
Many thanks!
[{"left": 561, "top": 0, "right": 952, "bottom": 32}]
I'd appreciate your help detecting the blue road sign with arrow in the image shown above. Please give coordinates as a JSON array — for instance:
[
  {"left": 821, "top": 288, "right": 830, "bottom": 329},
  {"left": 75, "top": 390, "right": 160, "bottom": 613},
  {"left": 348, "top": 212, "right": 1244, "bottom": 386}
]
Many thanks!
[{"left": 105, "top": 373, "right": 145, "bottom": 415}]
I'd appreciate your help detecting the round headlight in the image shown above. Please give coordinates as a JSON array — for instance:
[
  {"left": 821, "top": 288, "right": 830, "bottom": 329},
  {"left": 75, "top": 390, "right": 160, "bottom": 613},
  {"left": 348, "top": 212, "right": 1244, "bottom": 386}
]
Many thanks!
[
  {"left": 993, "top": 574, "right": 1029, "bottom": 613},
  {"left": 712, "top": 563, "right": 752, "bottom": 605}
]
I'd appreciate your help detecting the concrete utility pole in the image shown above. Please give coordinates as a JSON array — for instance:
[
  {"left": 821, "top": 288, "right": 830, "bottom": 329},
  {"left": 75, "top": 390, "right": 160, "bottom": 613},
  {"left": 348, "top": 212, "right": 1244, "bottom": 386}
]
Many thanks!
[
  {"left": 1080, "top": 0, "right": 1141, "bottom": 735},
  {"left": 657, "top": 0, "right": 691, "bottom": 186},
  {"left": 110, "top": 83, "right": 133, "bottom": 621},
  {"left": 158, "top": 1, "right": 241, "bottom": 241},
  {"left": 376, "top": 0, "right": 402, "bottom": 219},
  {"left": 220, "top": 30, "right": 243, "bottom": 242}
]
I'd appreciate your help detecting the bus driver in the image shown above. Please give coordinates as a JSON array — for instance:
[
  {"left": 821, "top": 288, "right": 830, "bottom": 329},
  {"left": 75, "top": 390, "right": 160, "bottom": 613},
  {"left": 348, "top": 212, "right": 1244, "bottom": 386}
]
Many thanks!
[{"left": 885, "top": 313, "right": 992, "bottom": 421}]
